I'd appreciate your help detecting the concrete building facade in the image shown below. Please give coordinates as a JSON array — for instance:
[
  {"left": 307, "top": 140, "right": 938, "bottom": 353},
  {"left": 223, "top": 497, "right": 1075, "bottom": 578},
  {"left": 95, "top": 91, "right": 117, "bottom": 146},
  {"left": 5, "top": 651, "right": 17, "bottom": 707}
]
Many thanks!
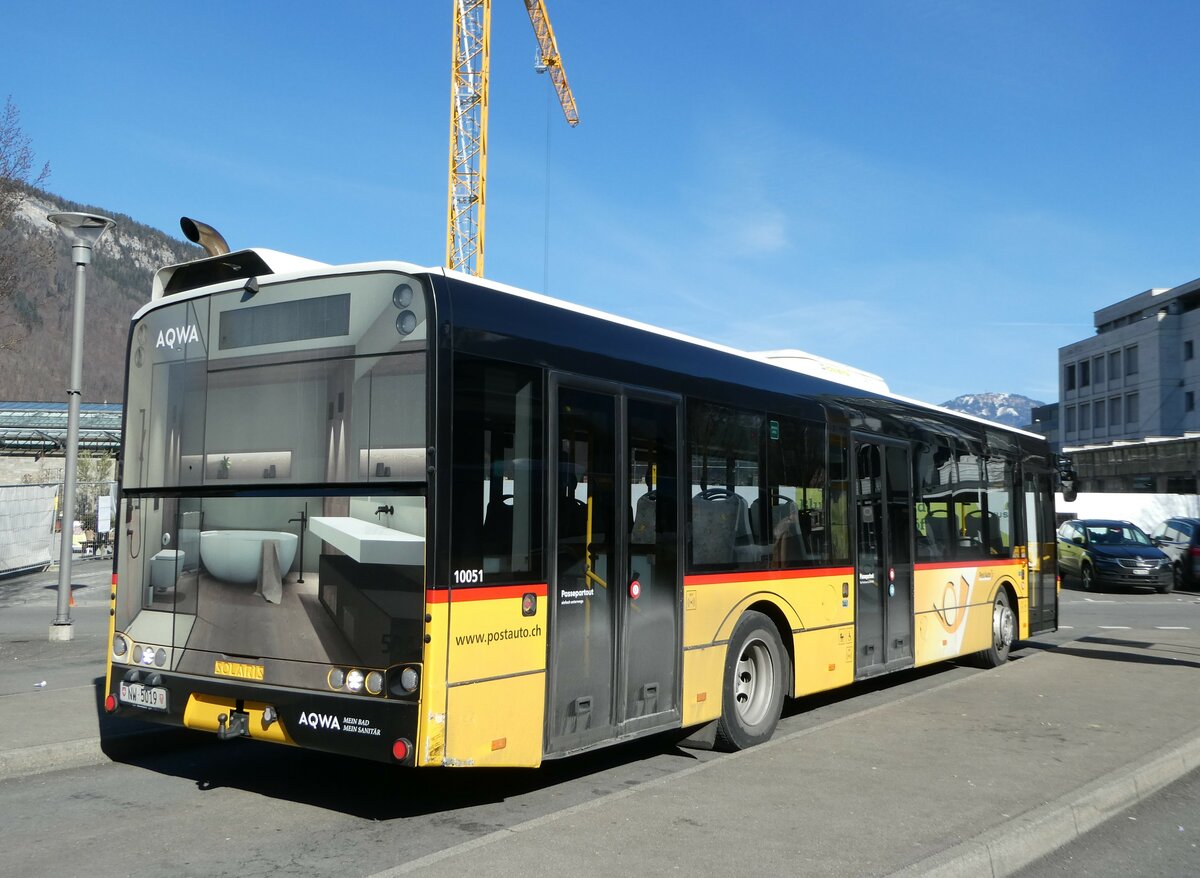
[
  {"left": 1059, "top": 275, "right": 1200, "bottom": 445},
  {"left": 1054, "top": 276, "right": 1200, "bottom": 496}
]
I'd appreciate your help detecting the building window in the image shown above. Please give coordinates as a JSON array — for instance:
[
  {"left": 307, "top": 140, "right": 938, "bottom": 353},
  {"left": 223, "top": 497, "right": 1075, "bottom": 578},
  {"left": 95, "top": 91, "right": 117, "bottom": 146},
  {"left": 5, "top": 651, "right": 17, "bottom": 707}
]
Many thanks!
[
  {"left": 1094, "top": 399, "right": 1106, "bottom": 429},
  {"left": 1080, "top": 360, "right": 1090, "bottom": 387},
  {"left": 1079, "top": 403, "right": 1091, "bottom": 431},
  {"left": 1124, "top": 345, "right": 1139, "bottom": 376},
  {"left": 1110, "top": 396, "right": 1121, "bottom": 427},
  {"left": 1125, "top": 392, "right": 1139, "bottom": 426},
  {"left": 1065, "top": 364, "right": 1076, "bottom": 391},
  {"left": 1186, "top": 340, "right": 1195, "bottom": 361},
  {"left": 1168, "top": 477, "right": 1198, "bottom": 493},
  {"left": 1109, "top": 351, "right": 1121, "bottom": 380},
  {"left": 1093, "top": 355, "right": 1105, "bottom": 384},
  {"left": 1065, "top": 406, "right": 1077, "bottom": 434},
  {"left": 1187, "top": 391, "right": 1195, "bottom": 413}
]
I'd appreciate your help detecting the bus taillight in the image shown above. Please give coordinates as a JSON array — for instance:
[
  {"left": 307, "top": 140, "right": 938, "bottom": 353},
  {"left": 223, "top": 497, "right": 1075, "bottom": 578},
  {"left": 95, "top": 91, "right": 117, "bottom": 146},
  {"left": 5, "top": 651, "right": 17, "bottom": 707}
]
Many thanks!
[{"left": 392, "top": 738, "right": 412, "bottom": 763}]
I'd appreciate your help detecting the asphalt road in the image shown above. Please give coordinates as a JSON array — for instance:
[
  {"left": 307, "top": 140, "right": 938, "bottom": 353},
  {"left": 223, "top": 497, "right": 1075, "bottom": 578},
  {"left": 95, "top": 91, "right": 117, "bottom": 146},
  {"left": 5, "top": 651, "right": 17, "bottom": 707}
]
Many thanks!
[
  {"left": 1, "top": 572, "right": 1197, "bottom": 878},
  {"left": 3, "top": 652, "right": 992, "bottom": 877},
  {"left": 1007, "top": 582, "right": 1200, "bottom": 878},
  {"left": 1014, "top": 765, "right": 1200, "bottom": 877}
]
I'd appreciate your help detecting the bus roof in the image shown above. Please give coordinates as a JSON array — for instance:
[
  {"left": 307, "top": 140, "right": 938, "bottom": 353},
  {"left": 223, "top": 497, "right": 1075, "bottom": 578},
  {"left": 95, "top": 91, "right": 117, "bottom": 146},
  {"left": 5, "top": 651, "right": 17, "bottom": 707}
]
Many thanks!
[{"left": 139, "top": 249, "right": 1045, "bottom": 443}]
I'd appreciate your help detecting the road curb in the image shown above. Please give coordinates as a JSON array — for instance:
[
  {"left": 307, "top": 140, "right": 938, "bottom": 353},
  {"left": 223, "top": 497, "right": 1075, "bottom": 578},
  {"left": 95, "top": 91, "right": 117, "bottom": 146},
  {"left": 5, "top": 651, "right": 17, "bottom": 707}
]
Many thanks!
[
  {"left": 0, "top": 738, "right": 107, "bottom": 782},
  {"left": 0, "top": 728, "right": 171, "bottom": 783},
  {"left": 889, "top": 726, "right": 1200, "bottom": 878}
]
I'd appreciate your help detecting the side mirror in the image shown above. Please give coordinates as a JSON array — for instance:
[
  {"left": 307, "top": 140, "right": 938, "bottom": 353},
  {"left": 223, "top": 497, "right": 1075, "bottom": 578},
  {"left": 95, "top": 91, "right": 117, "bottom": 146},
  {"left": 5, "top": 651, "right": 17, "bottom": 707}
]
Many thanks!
[
  {"left": 1073, "top": 535, "right": 1085, "bottom": 546},
  {"left": 1056, "top": 455, "right": 1077, "bottom": 503}
]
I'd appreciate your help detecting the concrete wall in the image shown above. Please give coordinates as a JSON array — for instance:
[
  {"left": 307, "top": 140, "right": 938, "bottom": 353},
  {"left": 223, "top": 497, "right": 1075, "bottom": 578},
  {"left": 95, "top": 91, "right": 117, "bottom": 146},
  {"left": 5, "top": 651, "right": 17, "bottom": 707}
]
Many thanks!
[{"left": 1055, "top": 491, "right": 1200, "bottom": 533}]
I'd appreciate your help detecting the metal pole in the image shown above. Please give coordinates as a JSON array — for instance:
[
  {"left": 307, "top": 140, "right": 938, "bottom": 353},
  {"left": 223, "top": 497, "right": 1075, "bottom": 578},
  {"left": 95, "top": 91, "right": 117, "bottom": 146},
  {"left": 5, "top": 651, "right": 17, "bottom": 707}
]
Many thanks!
[
  {"left": 47, "top": 212, "right": 115, "bottom": 642},
  {"left": 51, "top": 255, "right": 89, "bottom": 635}
]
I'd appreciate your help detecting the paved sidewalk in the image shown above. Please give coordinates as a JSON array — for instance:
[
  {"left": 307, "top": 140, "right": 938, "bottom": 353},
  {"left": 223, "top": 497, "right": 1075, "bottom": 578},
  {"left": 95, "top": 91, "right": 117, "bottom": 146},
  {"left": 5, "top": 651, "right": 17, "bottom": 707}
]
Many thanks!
[
  {"left": 381, "top": 635, "right": 1200, "bottom": 878},
  {"left": 4, "top": 560, "right": 1200, "bottom": 877}
]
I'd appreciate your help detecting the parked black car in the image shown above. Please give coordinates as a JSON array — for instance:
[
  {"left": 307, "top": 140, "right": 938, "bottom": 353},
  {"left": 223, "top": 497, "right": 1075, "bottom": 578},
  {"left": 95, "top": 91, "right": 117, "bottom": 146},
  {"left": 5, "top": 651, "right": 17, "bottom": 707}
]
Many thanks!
[
  {"left": 1150, "top": 516, "right": 1200, "bottom": 591},
  {"left": 1056, "top": 519, "right": 1173, "bottom": 593}
]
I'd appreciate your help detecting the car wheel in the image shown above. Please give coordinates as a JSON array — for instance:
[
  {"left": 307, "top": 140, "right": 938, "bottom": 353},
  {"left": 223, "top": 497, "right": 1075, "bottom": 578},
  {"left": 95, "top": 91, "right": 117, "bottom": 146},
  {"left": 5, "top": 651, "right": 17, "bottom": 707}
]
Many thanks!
[
  {"left": 714, "top": 611, "right": 788, "bottom": 752},
  {"left": 1159, "top": 567, "right": 1176, "bottom": 595},
  {"left": 1081, "top": 563, "right": 1095, "bottom": 592}
]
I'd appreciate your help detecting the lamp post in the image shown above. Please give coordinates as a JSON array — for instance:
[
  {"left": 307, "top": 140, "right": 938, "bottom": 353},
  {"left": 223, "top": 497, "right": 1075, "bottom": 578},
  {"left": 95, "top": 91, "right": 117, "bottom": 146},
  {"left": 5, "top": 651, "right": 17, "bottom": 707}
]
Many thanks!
[{"left": 47, "top": 211, "right": 115, "bottom": 642}]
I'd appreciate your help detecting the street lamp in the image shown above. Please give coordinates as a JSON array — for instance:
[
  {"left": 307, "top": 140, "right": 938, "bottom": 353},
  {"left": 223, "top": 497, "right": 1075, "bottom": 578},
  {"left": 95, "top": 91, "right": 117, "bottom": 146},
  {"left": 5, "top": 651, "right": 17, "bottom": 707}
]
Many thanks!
[{"left": 47, "top": 211, "right": 115, "bottom": 642}]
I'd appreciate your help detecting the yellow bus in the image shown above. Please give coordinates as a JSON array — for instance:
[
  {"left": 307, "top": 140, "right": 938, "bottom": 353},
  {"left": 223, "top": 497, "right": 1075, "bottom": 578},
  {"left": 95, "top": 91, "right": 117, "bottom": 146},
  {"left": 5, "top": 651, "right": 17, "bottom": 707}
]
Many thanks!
[{"left": 104, "top": 223, "right": 1061, "bottom": 766}]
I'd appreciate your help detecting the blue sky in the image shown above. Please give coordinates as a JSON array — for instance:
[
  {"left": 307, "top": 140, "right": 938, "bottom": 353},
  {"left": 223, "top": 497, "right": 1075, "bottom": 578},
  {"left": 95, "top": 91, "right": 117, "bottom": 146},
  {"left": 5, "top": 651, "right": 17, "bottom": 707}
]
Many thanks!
[{"left": 4, "top": 1, "right": 1199, "bottom": 405}]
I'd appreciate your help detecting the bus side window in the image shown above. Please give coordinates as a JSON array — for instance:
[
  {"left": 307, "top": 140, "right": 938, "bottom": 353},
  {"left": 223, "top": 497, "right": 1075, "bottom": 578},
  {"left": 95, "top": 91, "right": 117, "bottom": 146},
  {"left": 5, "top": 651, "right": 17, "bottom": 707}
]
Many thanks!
[
  {"left": 686, "top": 402, "right": 760, "bottom": 572},
  {"left": 450, "top": 356, "right": 544, "bottom": 585},
  {"left": 916, "top": 442, "right": 955, "bottom": 562},
  {"left": 762, "top": 414, "right": 826, "bottom": 569}
]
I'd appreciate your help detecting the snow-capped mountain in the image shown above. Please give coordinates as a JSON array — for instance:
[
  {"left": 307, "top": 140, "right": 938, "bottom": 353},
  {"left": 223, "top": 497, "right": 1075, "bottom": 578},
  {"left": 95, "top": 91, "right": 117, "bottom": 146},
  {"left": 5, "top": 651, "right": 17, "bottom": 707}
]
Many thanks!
[{"left": 939, "top": 393, "right": 1046, "bottom": 428}]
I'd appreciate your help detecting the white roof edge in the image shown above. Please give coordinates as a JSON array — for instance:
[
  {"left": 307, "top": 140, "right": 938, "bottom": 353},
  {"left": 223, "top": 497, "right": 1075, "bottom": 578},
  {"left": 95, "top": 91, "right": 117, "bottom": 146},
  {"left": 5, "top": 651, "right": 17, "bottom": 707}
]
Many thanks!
[
  {"left": 751, "top": 349, "right": 890, "bottom": 393},
  {"left": 137, "top": 254, "right": 434, "bottom": 321},
  {"left": 135, "top": 254, "right": 1044, "bottom": 439}
]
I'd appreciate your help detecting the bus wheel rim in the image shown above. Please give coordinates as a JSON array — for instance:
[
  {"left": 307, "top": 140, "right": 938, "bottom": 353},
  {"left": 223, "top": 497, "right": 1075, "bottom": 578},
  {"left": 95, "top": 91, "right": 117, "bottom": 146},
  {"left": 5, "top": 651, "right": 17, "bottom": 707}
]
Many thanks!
[
  {"left": 993, "top": 600, "right": 1015, "bottom": 651},
  {"left": 734, "top": 637, "right": 774, "bottom": 727}
]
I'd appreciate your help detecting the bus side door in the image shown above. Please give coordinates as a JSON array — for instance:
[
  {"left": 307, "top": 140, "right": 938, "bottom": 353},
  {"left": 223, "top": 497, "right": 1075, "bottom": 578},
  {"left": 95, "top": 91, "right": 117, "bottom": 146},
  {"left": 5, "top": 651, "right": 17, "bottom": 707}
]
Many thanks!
[
  {"left": 853, "top": 436, "right": 915, "bottom": 678},
  {"left": 545, "top": 377, "right": 682, "bottom": 755}
]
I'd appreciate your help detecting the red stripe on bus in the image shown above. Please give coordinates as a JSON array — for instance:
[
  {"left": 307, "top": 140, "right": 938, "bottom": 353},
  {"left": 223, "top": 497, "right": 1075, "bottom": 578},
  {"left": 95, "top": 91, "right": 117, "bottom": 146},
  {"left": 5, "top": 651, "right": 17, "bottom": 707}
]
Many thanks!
[
  {"left": 426, "top": 583, "right": 549, "bottom": 603},
  {"left": 914, "top": 559, "right": 1027, "bottom": 571},
  {"left": 684, "top": 567, "right": 854, "bottom": 586}
]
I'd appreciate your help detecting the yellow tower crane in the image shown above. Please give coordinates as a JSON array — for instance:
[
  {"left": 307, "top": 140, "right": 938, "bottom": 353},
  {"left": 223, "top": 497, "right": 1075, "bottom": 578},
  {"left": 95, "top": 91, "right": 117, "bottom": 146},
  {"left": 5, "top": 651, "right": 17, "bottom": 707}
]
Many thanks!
[{"left": 447, "top": 0, "right": 579, "bottom": 277}]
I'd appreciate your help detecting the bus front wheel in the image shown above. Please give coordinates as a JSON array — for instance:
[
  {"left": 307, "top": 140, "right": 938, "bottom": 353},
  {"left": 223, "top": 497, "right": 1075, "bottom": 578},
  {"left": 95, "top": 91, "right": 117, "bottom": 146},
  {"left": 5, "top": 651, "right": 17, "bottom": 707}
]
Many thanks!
[
  {"left": 714, "top": 611, "right": 788, "bottom": 752},
  {"left": 978, "top": 589, "right": 1015, "bottom": 668}
]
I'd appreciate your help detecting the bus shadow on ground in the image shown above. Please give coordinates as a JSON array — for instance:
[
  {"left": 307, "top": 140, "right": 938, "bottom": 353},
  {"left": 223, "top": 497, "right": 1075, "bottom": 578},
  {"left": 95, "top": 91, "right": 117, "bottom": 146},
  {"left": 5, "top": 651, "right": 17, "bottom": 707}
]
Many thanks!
[
  {"left": 1023, "top": 634, "right": 1200, "bottom": 670},
  {"left": 93, "top": 675, "right": 711, "bottom": 819},
  {"left": 93, "top": 657, "right": 1004, "bottom": 821}
]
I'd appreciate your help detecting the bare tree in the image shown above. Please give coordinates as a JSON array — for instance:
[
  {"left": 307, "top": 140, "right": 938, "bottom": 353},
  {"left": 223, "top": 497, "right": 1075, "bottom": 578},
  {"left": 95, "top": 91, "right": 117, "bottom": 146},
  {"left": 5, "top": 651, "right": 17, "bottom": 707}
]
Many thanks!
[{"left": 0, "top": 95, "right": 51, "bottom": 351}]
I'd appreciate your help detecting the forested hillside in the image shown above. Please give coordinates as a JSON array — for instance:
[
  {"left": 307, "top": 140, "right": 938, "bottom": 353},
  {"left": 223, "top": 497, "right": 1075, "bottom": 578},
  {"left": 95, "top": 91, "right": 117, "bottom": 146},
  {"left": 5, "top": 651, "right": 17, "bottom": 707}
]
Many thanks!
[{"left": 0, "top": 186, "right": 200, "bottom": 401}]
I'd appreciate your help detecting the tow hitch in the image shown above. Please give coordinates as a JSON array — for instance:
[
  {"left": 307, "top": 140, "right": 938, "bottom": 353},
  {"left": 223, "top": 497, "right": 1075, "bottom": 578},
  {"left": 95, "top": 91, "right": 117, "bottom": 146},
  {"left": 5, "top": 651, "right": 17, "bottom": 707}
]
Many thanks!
[{"left": 216, "top": 710, "right": 250, "bottom": 740}]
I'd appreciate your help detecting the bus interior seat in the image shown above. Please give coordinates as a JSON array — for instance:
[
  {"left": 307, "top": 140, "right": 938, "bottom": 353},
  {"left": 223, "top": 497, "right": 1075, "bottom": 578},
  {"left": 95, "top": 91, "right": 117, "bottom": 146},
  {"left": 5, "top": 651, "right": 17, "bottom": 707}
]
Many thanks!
[
  {"left": 482, "top": 495, "right": 513, "bottom": 553},
  {"left": 966, "top": 510, "right": 1003, "bottom": 551},
  {"left": 925, "top": 511, "right": 952, "bottom": 554},
  {"left": 631, "top": 491, "right": 657, "bottom": 544},
  {"left": 750, "top": 493, "right": 808, "bottom": 563},
  {"left": 691, "top": 487, "right": 751, "bottom": 566}
]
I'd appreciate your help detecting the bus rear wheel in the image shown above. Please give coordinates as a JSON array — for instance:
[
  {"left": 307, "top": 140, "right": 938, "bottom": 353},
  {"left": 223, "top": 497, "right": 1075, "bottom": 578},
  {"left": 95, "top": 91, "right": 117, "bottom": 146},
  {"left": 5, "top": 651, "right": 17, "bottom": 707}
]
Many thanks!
[
  {"left": 978, "top": 589, "right": 1015, "bottom": 668},
  {"left": 714, "top": 611, "right": 787, "bottom": 752}
]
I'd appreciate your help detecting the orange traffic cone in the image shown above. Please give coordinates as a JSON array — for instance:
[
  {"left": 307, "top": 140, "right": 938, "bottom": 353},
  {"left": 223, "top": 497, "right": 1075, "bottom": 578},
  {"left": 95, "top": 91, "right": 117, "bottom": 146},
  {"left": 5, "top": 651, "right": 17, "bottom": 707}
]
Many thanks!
[{"left": 69, "top": 588, "right": 75, "bottom": 608}]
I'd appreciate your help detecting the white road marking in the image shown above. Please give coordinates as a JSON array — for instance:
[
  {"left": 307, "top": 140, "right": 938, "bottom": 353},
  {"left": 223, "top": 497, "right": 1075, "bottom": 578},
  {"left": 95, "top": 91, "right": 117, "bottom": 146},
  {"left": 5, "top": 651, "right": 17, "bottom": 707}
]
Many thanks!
[
  {"left": 1155, "top": 626, "right": 1191, "bottom": 630},
  {"left": 1098, "top": 626, "right": 1131, "bottom": 630}
]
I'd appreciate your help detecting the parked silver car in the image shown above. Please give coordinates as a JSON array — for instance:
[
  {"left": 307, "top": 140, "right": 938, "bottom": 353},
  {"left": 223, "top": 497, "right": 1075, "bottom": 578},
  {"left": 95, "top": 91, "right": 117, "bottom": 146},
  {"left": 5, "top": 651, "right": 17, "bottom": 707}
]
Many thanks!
[{"left": 1150, "top": 516, "right": 1200, "bottom": 591}]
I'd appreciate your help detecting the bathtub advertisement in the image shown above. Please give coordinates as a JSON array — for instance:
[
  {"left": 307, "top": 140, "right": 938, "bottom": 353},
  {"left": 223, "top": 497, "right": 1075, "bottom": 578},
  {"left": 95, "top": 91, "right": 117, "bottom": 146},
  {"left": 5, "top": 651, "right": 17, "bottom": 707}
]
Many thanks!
[{"left": 114, "top": 493, "right": 427, "bottom": 693}]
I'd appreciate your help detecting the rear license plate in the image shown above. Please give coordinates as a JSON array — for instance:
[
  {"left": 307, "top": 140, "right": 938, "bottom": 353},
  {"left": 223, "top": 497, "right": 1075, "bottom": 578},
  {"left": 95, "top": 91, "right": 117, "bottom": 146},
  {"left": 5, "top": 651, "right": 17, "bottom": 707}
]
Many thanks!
[{"left": 119, "top": 681, "right": 168, "bottom": 711}]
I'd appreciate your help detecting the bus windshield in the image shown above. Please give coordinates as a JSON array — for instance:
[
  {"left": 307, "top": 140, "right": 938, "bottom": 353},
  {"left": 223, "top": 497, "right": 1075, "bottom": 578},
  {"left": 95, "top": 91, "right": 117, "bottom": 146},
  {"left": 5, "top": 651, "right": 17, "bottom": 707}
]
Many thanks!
[{"left": 113, "top": 271, "right": 430, "bottom": 691}]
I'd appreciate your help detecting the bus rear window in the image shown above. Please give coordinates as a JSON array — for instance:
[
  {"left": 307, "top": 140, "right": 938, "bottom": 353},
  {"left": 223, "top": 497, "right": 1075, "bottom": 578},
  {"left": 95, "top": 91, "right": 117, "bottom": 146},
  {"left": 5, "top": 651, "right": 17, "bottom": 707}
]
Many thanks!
[{"left": 218, "top": 293, "right": 350, "bottom": 349}]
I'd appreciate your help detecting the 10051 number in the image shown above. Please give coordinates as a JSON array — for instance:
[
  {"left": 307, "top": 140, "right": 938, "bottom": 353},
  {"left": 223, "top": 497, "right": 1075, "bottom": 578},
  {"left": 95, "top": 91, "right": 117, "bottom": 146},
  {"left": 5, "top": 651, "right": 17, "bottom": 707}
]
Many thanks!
[{"left": 453, "top": 568, "right": 484, "bottom": 584}]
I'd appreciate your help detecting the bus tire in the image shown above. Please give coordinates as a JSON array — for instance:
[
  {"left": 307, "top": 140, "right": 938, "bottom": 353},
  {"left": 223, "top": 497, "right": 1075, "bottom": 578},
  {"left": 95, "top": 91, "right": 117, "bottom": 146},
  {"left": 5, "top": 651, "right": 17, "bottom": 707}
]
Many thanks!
[
  {"left": 978, "top": 589, "right": 1015, "bottom": 668},
  {"left": 714, "top": 611, "right": 788, "bottom": 752}
]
